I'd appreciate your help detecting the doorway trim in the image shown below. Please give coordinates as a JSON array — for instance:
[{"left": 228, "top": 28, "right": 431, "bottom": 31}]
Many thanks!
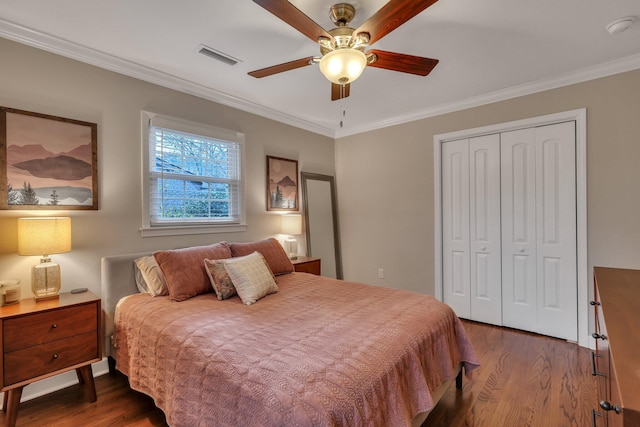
[{"left": 433, "top": 108, "right": 588, "bottom": 347}]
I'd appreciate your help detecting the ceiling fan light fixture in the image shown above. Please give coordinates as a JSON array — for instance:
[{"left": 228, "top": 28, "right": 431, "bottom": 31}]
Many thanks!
[{"left": 319, "top": 48, "right": 367, "bottom": 84}]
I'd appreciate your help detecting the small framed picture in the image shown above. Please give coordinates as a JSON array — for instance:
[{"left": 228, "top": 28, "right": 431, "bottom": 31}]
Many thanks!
[
  {"left": 266, "top": 155, "right": 298, "bottom": 211},
  {"left": 0, "top": 106, "right": 98, "bottom": 210}
]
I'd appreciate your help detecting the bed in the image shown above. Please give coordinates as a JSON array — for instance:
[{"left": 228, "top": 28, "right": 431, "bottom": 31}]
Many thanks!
[{"left": 101, "top": 239, "right": 479, "bottom": 426}]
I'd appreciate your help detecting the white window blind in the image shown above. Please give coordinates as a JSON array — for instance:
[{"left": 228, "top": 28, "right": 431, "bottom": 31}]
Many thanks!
[{"left": 143, "top": 113, "right": 244, "bottom": 229}]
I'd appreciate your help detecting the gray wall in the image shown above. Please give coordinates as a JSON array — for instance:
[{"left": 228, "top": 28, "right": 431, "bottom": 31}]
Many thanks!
[
  {"left": 3, "top": 36, "right": 639, "bottom": 314},
  {"left": 0, "top": 38, "right": 335, "bottom": 297},
  {"left": 336, "top": 68, "right": 640, "bottom": 298}
]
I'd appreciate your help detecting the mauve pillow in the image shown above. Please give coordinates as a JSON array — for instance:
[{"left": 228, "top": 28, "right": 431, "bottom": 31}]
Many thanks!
[
  {"left": 154, "top": 242, "right": 232, "bottom": 301},
  {"left": 229, "top": 238, "right": 294, "bottom": 275}
]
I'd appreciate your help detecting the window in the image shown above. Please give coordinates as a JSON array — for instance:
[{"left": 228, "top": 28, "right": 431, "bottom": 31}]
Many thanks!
[{"left": 141, "top": 112, "right": 245, "bottom": 236}]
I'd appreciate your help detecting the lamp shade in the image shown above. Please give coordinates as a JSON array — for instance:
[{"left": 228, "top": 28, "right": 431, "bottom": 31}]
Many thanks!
[
  {"left": 319, "top": 48, "right": 367, "bottom": 85},
  {"left": 281, "top": 214, "right": 302, "bottom": 235},
  {"left": 18, "top": 217, "right": 72, "bottom": 256}
]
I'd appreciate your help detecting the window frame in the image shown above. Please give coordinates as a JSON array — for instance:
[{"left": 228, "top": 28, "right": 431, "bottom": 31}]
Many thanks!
[{"left": 140, "top": 111, "right": 246, "bottom": 237}]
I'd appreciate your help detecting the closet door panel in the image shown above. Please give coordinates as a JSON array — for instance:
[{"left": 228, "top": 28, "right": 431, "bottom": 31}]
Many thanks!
[
  {"left": 442, "top": 139, "right": 470, "bottom": 318},
  {"left": 469, "top": 134, "right": 502, "bottom": 324},
  {"left": 535, "top": 122, "right": 577, "bottom": 340},
  {"left": 438, "top": 118, "right": 579, "bottom": 340},
  {"left": 501, "top": 128, "right": 537, "bottom": 331}
]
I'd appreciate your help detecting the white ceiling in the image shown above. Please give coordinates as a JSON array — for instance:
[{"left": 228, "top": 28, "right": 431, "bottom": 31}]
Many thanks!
[{"left": 1, "top": 0, "right": 639, "bottom": 137}]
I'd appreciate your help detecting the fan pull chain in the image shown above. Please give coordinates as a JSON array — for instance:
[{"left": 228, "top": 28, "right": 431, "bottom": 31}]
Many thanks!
[{"left": 339, "top": 108, "right": 346, "bottom": 128}]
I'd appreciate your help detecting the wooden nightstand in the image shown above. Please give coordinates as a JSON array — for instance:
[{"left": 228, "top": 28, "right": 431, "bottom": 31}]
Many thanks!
[
  {"left": 0, "top": 291, "right": 102, "bottom": 427},
  {"left": 292, "top": 256, "right": 321, "bottom": 275}
]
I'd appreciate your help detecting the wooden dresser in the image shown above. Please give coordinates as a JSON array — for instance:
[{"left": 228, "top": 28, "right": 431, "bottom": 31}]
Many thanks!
[
  {"left": 0, "top": 291, "right": 102, "bottom": 427},
  {"left": 592, "top": 267, "right": 640, "bottom": 426}
]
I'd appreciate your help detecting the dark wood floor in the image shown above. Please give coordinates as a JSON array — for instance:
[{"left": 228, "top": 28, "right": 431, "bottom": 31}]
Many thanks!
[
  {"left": 2, "top": 371, "right": 167, "bottom": 427},
  {"left": 424, "top": 321, "right": 597, "bottom": 427},
  {"left": 2, "top": 320, "right": 596, "bottom": 427}
]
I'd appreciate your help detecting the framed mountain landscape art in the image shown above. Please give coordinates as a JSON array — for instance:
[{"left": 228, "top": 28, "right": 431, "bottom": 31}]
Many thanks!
[
  {"left": 266, "top": 155, "right": 298, "bottom": 211},
  {"left": 0, "top": 107, "right": 98, "bottom": 210}
]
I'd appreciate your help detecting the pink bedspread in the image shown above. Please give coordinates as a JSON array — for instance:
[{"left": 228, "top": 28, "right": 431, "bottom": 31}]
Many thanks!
[{"left": 114, "top": 273, "right": 479, "bottom": 426}]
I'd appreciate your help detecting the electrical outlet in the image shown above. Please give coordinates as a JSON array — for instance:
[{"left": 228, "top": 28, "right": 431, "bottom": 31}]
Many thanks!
[{"left": 378, "top": 268, "right": 384, "bottom": 279}]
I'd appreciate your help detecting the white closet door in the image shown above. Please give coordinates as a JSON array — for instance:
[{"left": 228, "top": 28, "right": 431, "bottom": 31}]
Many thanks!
[
  {"left": 469, "top": 134, "right": 502, "bottom": 324},
  {"left": 501, "top": 123, "right": 577, "bottom": 340},
  {"left": 535, "top": 122, "right": 577, "bottom": 340},
  {"left": 442, "top": 139, "right": 470, "bottom": 318},
  {"left": 501, "top": 128, "right": 538, "bottom": 331}
]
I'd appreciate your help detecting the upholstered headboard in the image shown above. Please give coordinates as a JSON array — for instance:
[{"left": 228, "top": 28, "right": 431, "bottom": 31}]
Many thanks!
[{"left": 101, "top": 251, "right": 150, "bottom": 357}]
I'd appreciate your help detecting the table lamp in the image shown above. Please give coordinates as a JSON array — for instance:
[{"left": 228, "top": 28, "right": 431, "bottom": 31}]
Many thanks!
[
  {"left": 281, "top": 214, "right": 302, "bottom": 260},
  {"left": 18, "top": 217, "right": 72, "bottom": 301}
]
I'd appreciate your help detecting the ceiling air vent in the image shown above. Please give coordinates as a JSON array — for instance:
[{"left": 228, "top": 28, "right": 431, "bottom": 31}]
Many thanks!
[{"left": 197, "top": 45, "right": 241, "bottom": 66}]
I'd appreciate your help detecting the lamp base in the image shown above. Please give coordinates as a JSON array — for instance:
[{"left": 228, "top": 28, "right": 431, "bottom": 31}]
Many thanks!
[
  {"left": 284, "top": 238, "right": 298, "bottom": 260},
  {"left": 32, "top": 258, "right": 62, "bottom": 302},
  {"left": 34, "top": 294, "right": 60, "bottom": 302}
]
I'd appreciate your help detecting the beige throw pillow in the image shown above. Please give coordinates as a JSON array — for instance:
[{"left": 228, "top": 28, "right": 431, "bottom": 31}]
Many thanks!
[
  {"left": 223, "top": 252, "right": 278, "bottom": 305},
  {"left": 134, "top": 256, "right": 169, "bottom": 296}
]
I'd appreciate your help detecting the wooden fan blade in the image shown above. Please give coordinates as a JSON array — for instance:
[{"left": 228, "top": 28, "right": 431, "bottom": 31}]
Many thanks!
[
  {"left": 253, "top": 0, "right": 332, "bottom": 42},
  {"left": 248, "top": 56, "right": 315, "bottom": 78},
  {"left": 366, "top": 50, "right": 438, "bottom": 76},
  {"left": 331, "top": 83, "right": 351, "bottom": 101},
  {"left": 354, "top": 0, "right": 439, "bottom": 45}
]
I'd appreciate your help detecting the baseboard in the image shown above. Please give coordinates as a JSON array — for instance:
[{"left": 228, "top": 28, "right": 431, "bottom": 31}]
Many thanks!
[{"left": 0, "top": 358, "right": 109, "bottom": 409}]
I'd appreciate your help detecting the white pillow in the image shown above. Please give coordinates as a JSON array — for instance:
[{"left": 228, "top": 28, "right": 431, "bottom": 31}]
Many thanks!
[
  {"left": 134, "top": 256, "right": 169, "bottom": 296},
  {"left": 223, "top": 252, "right": 278, "bottom": 305}
]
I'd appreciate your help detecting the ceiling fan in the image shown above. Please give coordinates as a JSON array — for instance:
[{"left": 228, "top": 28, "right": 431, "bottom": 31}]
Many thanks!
[{"left": 248, "top": 0, "right": 440, "bottom": 101}]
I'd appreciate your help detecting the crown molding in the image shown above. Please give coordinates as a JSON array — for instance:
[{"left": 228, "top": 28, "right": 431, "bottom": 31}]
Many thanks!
[
  {"left": 2, "top": 18, "right": 640, "bottom": 140},
  {"left": 335, "top": 52, "right": 640, "bottom": 138},
  {"left": 0, "top": 19, "right": 335, "bottom": 138}
]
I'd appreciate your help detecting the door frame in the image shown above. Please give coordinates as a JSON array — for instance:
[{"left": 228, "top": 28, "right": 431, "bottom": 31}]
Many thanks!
[{"left": 433, "top": 108, "right": 588, "bottom": 348}]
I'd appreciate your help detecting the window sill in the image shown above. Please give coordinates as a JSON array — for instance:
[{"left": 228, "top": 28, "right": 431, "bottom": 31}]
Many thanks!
[{"left": 139, "top": 223, "right": 247, "bottom": 238}]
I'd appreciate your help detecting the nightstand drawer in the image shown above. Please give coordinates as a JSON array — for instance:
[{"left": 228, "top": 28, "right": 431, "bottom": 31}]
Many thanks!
[
  {"left": 292, "top": 257, "right": 321, "bottom": 276},
  {"left": 295, "top": 262, "right": 321, "bottom": 275},
  {"left": 4, "top": 331, "right": 99, "bottom": 385},
  {"left": 3, "top": 303, "right": 97, "bottom": 353},
  {"left": 0, "top": 292, "right": 102, "bottom": 427}
]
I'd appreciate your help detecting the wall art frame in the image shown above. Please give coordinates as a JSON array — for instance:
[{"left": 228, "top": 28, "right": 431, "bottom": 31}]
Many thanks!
[
  {"left": 0, "top": 106, "right": 98, "bottom": 210},
  {"left": 266, "top": 155, "right": 298, "bottom": 211}
]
